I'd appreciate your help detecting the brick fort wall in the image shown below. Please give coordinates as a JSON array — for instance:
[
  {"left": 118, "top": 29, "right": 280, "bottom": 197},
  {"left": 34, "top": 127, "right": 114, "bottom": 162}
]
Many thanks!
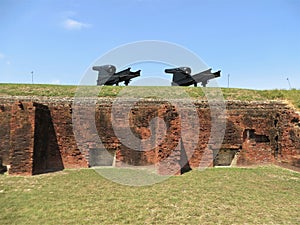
[{"left": 0, "top": 97, "right": 299, "bottom": 175}]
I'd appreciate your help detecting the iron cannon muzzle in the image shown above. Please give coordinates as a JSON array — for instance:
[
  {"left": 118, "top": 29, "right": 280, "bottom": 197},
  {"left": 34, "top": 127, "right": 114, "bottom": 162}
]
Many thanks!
[
  {"left": 130, "top": 70, "right": 141, "bottom": 77},
  {"left": 92, "top": 65, "right": 116, "bottom": 74},
  {"left": 213, "top": 70, "right": 221, "bottom": 78},
  {"left": 165, "top": 68, "right": 177, "bottom": 74},
  {"left": 165, "top": 67, "right": 191, "bottom": 75}
]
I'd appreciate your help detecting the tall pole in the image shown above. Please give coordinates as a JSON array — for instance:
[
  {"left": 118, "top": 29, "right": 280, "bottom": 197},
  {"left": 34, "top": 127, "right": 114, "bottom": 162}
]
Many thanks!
[
  {"left": 287, "top": 77, "right": 291, "bottom": 90},
  {"left": 227, "top": 74, "right": 230, "bottom": 88},
  {"left": 31, "top": 71, "right": 34, "bottom": 84}
]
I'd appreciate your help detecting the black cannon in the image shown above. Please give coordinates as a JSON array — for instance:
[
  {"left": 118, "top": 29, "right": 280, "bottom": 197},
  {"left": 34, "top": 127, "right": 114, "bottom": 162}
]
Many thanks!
[
  {"left": 165, "top": 67, "right": 221, "bottom": 87},
  {"left": 93, "top": 65, "right": 141, "bottom": 86}
]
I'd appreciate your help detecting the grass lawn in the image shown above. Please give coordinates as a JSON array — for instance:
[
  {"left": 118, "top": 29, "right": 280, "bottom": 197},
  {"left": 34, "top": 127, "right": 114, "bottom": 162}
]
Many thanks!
[
  {"left": 0, "top": 84, "right": 300, "bottom": 109},
  {"left": 0, "top": 166, "right": 299, "bottom": 224}
]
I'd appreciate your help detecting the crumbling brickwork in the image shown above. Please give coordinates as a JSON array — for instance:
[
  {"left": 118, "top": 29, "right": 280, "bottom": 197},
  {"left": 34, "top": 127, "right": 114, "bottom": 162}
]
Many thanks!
[
  {"left": 47, "top": 102, "right": 88, "bottom": 169},
  {"left": 0, "top": 97, "right": 299, "bottom": 175},
  {"left": 0, "top": 100, "right": 12, "bottom": 166},
  {"left": 9, "top": 101, "right": 35, "bottom": 175}
]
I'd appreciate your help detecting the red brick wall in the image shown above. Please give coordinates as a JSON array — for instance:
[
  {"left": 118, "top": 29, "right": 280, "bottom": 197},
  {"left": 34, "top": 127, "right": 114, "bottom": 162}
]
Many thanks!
[
  {"left": 0, "top": 100, "right": 12, "bottom": 166},
  {"left": 0, "top": 97, "right": 299, "bottom": 175},
  {"left": 9, "top": 102, "right": 35, "bottom": 175},
  {"left": 7, "top": 99, "right": 88, "bottom": 175},
  {"left": 48, "top": 103, "right": 88, "bottom": 169}
]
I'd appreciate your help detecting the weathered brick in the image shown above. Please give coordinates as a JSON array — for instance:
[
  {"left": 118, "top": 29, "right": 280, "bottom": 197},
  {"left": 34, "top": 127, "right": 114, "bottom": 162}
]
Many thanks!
[{"left": 0, "top": 97, "right": 299, "bottom": 175}]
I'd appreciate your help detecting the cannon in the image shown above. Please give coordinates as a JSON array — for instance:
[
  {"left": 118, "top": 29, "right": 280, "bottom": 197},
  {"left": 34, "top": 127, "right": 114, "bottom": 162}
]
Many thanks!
[
  {"left": 165, "top": 67, "right": 221, "bottom": 87},
  {"left": 93, "top": 65, "right": 141, "bottom": 86}
]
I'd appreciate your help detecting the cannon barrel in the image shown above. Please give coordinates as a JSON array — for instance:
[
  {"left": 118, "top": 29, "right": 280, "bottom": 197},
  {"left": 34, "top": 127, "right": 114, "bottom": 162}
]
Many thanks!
[
  {"left": 165, "top": 68, "right": 176, "bottom": 73},
  {"left": 213, "top": 70, "right": 221, "bottom": 78},
  {"left": 92, "top": 65, "right": 116, "bottom": 74},
  {"left": 165, "top": 67, "right": 191, "bottom": 75}
]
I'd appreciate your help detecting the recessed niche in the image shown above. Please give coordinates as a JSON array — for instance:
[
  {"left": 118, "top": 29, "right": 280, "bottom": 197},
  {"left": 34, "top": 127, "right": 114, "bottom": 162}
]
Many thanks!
[
  {"left": 213, "top": 149, "right": 238, "bottom": 166},
  {"left": 243, "top": 129, "right": 270, "bottom": 143}
]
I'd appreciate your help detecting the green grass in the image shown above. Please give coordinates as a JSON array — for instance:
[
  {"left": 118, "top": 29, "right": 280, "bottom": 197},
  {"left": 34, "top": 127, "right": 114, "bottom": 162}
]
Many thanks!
[
  {"left": 0, "top": 83, "right": 77, "bottom": 97},
  {"left": 223, "top": 88, "right": 300, "bottom": 109},
  {"left": 0, "top": 166, "right": 299, "bottom": 224},
  {"left": 0, "top": 83, "right": 300, "bottom": 109}
]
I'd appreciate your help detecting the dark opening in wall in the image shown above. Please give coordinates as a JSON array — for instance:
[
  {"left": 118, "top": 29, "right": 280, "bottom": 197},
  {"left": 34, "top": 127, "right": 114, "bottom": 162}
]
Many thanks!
[
  {"left": 213, "top": 149, "right": 238, "bottom": 166},
  {"left": 0, "top": 158, "right": 7, "bottom": 174},
  {"left": 243, "top": 129, "right": 270, "bottom": 143},
  {"left": 0, "top": 105, "right": 5, "bottom": 112},
  {"left": 274, "top": 135, "right": 279, "bottom": 158},
  {"left": 18, "top": 102, "right": 24, "bottom": 110},
  {"left": 274, "top": 119, "right": 278, "bottom": 127},
  {"left": 179, "top": 138, "right": 191, "bottom": 174},
  {"left": 255, "top": 134, "right": 270, "bottom": 143}
]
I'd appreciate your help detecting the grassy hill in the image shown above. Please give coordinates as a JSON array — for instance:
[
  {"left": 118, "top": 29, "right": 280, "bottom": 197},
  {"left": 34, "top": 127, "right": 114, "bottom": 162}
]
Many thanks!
[{"left": 0, "top": 83, "right": 299, "bottom": 109}]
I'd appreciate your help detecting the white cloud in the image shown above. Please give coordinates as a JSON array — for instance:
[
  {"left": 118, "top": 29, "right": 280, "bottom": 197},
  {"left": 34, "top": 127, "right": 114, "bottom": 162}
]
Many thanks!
[
  {"left": 6, "top": 61, "right": 11, "bottom": 65},
  {"left": 0, "top": 53, "right": 5, "bottom": 59},
  {"left": 62, "top": 18, "right": 91, "bottom": 30}
]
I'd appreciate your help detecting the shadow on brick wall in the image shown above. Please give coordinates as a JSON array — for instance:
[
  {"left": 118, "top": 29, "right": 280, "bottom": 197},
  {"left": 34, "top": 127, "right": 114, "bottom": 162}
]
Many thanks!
[{"left": 33, "top": 103, "right": 64, "bottom": 175}]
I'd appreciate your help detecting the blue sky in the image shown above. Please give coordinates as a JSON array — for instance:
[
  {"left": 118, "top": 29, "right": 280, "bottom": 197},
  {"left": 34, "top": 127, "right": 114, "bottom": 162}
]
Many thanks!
[{"left": 0, "top": 0, "right": 299, "bottom": 89}]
